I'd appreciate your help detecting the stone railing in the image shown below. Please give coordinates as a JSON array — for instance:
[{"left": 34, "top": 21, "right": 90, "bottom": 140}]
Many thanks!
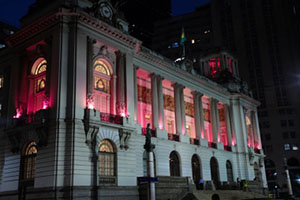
[
  {"left": 190, "top": 138, "right": 200, "bottom": 145},
  {"left": 168, "top": 134, "right": 179, "bottom": 142}
]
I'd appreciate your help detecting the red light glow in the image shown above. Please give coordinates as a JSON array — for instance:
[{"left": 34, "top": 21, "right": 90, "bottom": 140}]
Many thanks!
[{"left": 13, "top": 107, "right": 23, "bottom": 119}]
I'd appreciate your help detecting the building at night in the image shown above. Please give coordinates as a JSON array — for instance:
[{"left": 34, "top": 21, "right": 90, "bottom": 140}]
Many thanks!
[
  {"left": 152, "top": 0, "right": 300, "bottom": 197},
  {"left": 0, "top": 0, "right": 267, "bottom": 199}
]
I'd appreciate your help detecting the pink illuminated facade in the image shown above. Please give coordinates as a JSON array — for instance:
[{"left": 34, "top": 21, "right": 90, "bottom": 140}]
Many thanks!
[{"left": 0, "top": 0, "right": 267, "bottom": 199}]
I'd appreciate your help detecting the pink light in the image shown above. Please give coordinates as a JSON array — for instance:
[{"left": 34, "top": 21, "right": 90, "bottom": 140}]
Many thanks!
[
  {"left": 159, "top": 123, "right": 163, "bottom": 130},
  {"left": 88, "top": 102, "right": 94, "bottom": 110},
  {"left": 13, "top": 107, "right": 23, "bottom": 119},
  {"left": 231, "top": 141, "right": 235, "bottom": 146},
  {"left": 43, "top": 99, "right": 49, "bottom": 110},
  {"left": 86, "top": 95, "right": 94, "bottom": 110},
  {"left": 120, "top": 112, "right": 126, "bottom": 117}
]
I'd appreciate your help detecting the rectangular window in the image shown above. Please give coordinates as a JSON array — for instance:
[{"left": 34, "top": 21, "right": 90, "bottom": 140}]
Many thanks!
[
  {"left": 184, "top": 88, "right": 195, "bottom": 138},
  {"left": 265, "top": 134, "right": 271, "bottom": 141},
  {"left": 284, "top": 144, "right": 290, "bottom": 151},
  {"left": 290, "top": 132, "right": 296, "bottom": 138},
  {"left": 163, "top": 79, "right": 176, "bottom": 135},
  {"left": 282, "top": 132, "right": 289, "bottom": 139},
  {"left": 280, "top": 120, "right": 287, "bottom": 127},
  {"left": 288, "top": 120, "right": 294, "bottom": 127},
  {"left": 137, "top": 69, "right": 152, "bottom": 129}
]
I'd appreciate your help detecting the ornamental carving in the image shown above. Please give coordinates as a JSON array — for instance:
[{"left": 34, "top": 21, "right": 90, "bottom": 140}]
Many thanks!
[
  {"left": 184, "top": 101, "right": 194, "bottom": 117},
  {"left": 137, "top": 85, "right": 152, "bottom": 104},
  {"left": 203, "top": 109, "right": 210, "bottom": 122},
  {"left": 163, "top": 94, "right": 175, "bottom": 112},
  {"left": 119, "top": 129, "right": 131, "bottom": 150},
  {"left": 218, "top": 108, "right": 225, "bottom": 121}
]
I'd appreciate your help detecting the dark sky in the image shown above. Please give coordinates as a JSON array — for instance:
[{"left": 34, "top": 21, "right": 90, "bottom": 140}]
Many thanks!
[{"left": 0, "top": 0, "right": 210, "bottom": 27}]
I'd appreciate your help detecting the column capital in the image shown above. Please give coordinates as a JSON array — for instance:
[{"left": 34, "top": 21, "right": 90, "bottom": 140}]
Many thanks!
[
  {"left": 171, "top": 82, "right": 185, "bottom": 90},
  {"left": 191, "top": 91, "right": 204, "bottom": 98},
  {"left": 157, "top": 75, "right": 164, "bottom": 81},
  {"left": 87, "top": 36, "right": 97, "bottom": 44},
  {"left": 149, "top": 73, "right": 158, "bottom": 79}
]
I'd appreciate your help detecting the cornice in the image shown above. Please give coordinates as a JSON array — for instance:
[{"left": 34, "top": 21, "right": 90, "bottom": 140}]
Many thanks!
[
  {"left": 135, "top": 48, "right": 230, "bottom": 99},
  {"left": 7, "top": 10, "right": 142, "bottom": 49}
]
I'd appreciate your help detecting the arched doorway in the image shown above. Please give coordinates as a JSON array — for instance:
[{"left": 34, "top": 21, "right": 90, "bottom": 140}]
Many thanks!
[
  {"left": 210, "top": 157, "right": 220, "bottom": 188},
  {"left": 169, "top": 151, "right": 180, "bottom": 176},
  {"left": 192, "top": 154, "right": 201, "bottom": 185}
]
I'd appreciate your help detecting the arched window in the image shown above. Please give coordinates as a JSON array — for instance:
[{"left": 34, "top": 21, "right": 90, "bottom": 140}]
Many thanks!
[
  {"left": 93, "top": 60, "right": 112, "bottom": 113},
  {"left": 192, "top": 154, "right": 201, "bottom": 184},
  {"left": 169, "top": 151, "right": 180, "bottom": 176},
  {"left": 226, "top": 160, "right": 234, "bottom": 182},
  {"left": 210, "top": 157, "right": 220, "bottom": 187},
  {"left": 143, "top": 151, "right": 156, "bottom": 176},
  {"left": 98, "top": 139, "right": 116, "bottom": 185},
  {"left": 21, "top": 142, "right": 37, "bottom": 183},
  {"left": 29, "top": 58, "right": 47, "bottom": 113}
]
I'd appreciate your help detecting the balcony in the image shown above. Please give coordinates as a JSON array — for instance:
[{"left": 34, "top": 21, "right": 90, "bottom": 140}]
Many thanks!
[
  {"left": 208, "top": 142, "right": 217, "bottom": 149},
  {"left": 100, "top": 112, "right": 123, "bottom": 125},
  {"left": 190, "top": 138, "right": 200, "bottom": 145},
  {"left": 141, "top": 128, "right": 157, "bottom": 137},
  {"left": 168, "top": 134, "right": 179, "bottom": 142},
  {"left": 224, "top": 145, "right": 232, "bottom": 152}
]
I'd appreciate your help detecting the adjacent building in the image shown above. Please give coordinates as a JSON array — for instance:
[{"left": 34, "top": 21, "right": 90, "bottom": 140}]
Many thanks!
[
  {"left": 152, "top": 0, "right": 300, "bottom": 196},
  {"left": 0, "top": 0, "right": 267, "bottom": 199}
]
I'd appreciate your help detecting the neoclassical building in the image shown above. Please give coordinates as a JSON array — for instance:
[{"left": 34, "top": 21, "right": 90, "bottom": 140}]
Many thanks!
[{"left": 0, "top": 0, "right": 267, "bottom": 199}]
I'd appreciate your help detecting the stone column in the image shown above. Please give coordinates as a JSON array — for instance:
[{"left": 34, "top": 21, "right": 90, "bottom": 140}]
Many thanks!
[
  {"left": 225, "top": 104, "right": 232, "bottom": 146},
  {"left": 86, "top": 37, "right": 95, "bottom": 96},
  {"left": 150, "top": 74, "right": 159, "bottom": 129},
  {"left": 253, "top": 111, "right": 262, "bottom": 150},
  {"left": 210, "top": 98, "right": 218, "bottom": 143},
  {"left": 133, "top": 66, "right": 139, "bottom": 123},
  {"left": 157, "top": 76, "right": 165, "bottom": 130},
  {"left": 173, "top": 83, "right": 182, "bottom": 135},
  {"left": 110, "top": 75, "right": 117, "bottom": 115},
  {"left": 198, "top": 94, "right": 206, "bottom": 139},
  {"left": 215, "top": 100, "right": 221, "bottom": 143},
  {"left": 180, "top": 87, "right": 186, "bottom": 136},
  {"left": 193, "top": 92, "right": 201, "bottom": 139},
  {"left": 116, "top": 51, "right": 126, "bottom": 115}
]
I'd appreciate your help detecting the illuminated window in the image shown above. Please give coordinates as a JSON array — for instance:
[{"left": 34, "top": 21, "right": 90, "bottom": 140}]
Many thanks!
[
  {"left": 209, "top": 57, "right": 220, "bottom": 77},
  {"left": 292, "top": 144, "right": 299, "bottom": 151},
  {"left": 29, "top": 58, "right": 47, "bottom": 113},
  {"left": 93, "top": 60, "right": 112, "bottom": 113},
  {"left": 98, "top": 140, "right": 116, "bottom": 185},
  {"left": 21, "top": 142, "right": 37, "bottom": 182},
  {"left": 284, "top": 144, "right": 290, "bottom": 151},
  {"left": 0, "top": 75, "right": 3, "bottom": 88}
]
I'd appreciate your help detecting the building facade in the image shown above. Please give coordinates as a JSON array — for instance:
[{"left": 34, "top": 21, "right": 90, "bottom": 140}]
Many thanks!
[{"left": 0, "top": 0, "right": 266, "bottom": 199}]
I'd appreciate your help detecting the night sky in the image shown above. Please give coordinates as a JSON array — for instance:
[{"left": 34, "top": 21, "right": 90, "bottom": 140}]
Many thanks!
[{"left": 0, "top": 0, "right": 210, "bottom": 27}]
